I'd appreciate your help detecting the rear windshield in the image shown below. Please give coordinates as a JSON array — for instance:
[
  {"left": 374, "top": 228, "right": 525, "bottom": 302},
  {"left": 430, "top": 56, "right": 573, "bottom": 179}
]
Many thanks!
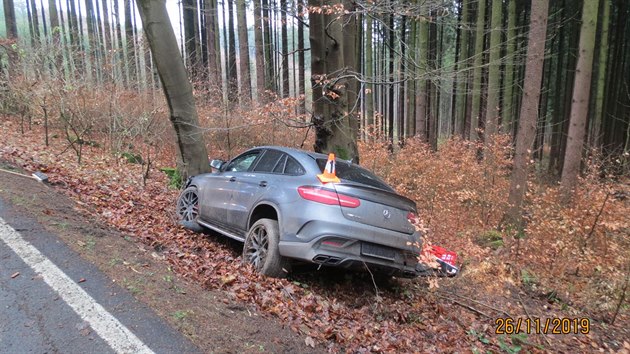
[{"left": 316, "top": 159, "right": 392, "bottom": 191}]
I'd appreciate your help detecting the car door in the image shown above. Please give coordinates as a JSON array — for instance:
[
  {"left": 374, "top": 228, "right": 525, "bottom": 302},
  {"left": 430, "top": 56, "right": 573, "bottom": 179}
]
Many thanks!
[
  {"left": 225, "top": 149, "right": 286, "bottom": 232},
  {"left": 199, "top": 150, "right": 261, "bottom": 229}
]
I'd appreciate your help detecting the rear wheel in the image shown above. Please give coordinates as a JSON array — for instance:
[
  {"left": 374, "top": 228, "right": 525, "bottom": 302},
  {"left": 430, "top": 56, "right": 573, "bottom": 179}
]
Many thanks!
[
  {"left": 176, "top": 186, "right": 204, "bottom": 232},
  {"left": 243, "top": 218, "right": 290, "bottom": 278}
]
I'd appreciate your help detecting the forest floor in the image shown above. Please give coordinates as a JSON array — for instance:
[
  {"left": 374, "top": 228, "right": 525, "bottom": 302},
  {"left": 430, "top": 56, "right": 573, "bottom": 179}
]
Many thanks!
[{"left": 1, "top": 118, "right": 629, "bottom": 353}]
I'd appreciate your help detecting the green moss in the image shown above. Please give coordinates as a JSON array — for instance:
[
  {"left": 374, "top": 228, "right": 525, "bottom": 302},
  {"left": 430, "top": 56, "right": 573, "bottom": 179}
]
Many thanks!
[
  {"left": 160, "top": 167, "right": 182, "bottom": 189},
  {"left": 475, "top": 230, "right": 504, "bottom": 250}
]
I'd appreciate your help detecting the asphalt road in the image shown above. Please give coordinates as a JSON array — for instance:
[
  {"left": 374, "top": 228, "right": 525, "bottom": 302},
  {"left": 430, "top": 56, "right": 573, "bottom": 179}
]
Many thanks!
[{"left": 0, "top": 198, "right": 200, "bottom": 354}]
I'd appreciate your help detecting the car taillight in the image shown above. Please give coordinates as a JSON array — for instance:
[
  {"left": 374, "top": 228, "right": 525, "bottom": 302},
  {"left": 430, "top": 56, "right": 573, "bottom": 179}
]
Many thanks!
[
  {"left": 297, "top": 186, "right": 361, "bottom": 208},
  {"left": 407, "top": 211, "right": 417, "bottom": 223}
]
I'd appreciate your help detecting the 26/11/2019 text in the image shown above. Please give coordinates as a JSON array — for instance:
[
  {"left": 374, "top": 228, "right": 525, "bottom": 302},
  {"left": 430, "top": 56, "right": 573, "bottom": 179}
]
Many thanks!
[{"left": 495, "top": 317, "right": 590, "bottom": 335}]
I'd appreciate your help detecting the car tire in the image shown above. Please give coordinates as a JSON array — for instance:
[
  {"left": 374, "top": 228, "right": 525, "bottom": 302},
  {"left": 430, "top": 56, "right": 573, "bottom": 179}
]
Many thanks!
[
  {"left": 243, "top": 218, "right": 291, "bottom": 278},
  {"left": 176, "top": 186, "right": 205, "bottom": 232}
]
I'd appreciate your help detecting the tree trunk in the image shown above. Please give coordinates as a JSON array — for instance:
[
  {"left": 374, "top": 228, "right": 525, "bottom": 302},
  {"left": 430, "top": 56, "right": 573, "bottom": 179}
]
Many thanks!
[
  {"left": 205, "top": 0, "right": 221, "bottom": 89},
  {"left": 505, "top": 0, "right": 549, "bottom": 226},
  {"left": 453, "top": 0, "right": 469, "bottom": 137},
  {"left": 262, "top": 0, "right": 274, "bottom": 92},
  {"left": 415, "top": 7, "right": 428, "bottom": 141},
  {"left": 101, "top": 0, "right": 111, "bottom": 51},
  {"left": 502, "top": 0, "right": 517, "bottom": 134},
  {"left": 253, "top": 0, "right": 265, "bottom": 102},
  {"left": 136, "top": 0, "right": 210, "bottom": 178},
  {"left": 560, "top": 0, "right": 600, "bottom": 196},
  {"left": 484, "top": 0, "right": 501, "bottom": 146},
  {"left": 236, "top": 0, "right": 252, "bottom": 103},
  {"left": 113, "top": 0, "right": 124, "bottom": 84},
  {"left": 280, "top": 0, "right": 289, "bottom": 97},
  {"left": 124, "top": 0, "right": 137, "bottom": 84},
  {"left": 469, "top": 0, "right": 486, "bottom": 141},
  {"left": 26, "top": 0, "right": 39, "bottom": 47},
  {"left": 183, "top": 0, "right": 196, "bottom": 70},
  {"left": 297, "top": 0, "right": 305, "bottom": 112},
  {"left": 365, "top": 14, "right": 374, "bottom": 137},
  {"left": 3, "top": 0, "right": 18, "bottom": 79},
  {"left": 309, "top": 0, "right": 358, "bottom": 161},
  {"left": 48, "top": 0, "right": 62, "bottom": 72},
  {"left": 227, "top": 0, "right": 238, "bottom": 101},
  {"left": 343, "top": 0, "right": 359, "bottom": 157},
  {"left": 427, "top": 13, "right": 438, "bottom": 150},
  {"left": 591, "top": 0, "right": 610, "bottom": 149},
  {"left": 387, "top": 12, "right": 395, "bottom": 149}
]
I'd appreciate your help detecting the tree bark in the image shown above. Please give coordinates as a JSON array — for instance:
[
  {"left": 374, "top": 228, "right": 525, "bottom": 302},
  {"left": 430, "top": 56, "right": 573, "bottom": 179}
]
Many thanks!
[
  {"left": 365, "top": 13, "right": 374, "bottom": 137},
  {"left": 505, "top": 0, "right": 549, "bottom": 226},
  {"left": 204, "top": 0, "right": 221, "bottom": 88},
  {"left": 227, "top": 0, "right": 238, "bottom": 101},
  {"left": 253, "top": 0, "right": 265, "bottom": 101},
  {"left": 309, "top": 0, "right": 358, "bottom": 161},
  {"left": 560, "top": 0, "right": 600, "bottom": 196},
  {"left": 502, "top": 0, "right": 517, "bottom": 134},
  {"left": 484, "top": 0, "right": 501, "bottom": 145},
  {"left": 469, "top": 0, "right": 486, "bottom": 141},
  {"left": 280, "top": 0, "right": 289, "bottom": 97},
  {"left": 591, "top": 0, "right": 610, "bottom": 149},
  {"left": 3, "top": 0, "right": 18, "bottom": 79},
  {"left": 415, "top": 6, "right": 428, "bottom": 141},
  {"left": 124, "top": 0, "right": 137, "bottom": 84},
  {"left": 453, "top": 0, "right": 469, "bottom": 137},
  {"left": 262, "top": 0, "right": 274, "bottom": 92},
  {"left": 136, "top": 0, "right": 210, "bottom": 178},
  {"left": 236, "top": 0, "right": 252, "bottom": 103},
  {"left": 297, "top": 0, "right": 305, "bottom": 112}
]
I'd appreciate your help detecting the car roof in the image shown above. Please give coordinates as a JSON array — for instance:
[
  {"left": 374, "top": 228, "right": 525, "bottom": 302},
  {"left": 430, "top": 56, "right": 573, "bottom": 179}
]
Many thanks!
[
  {"left": 251, "top": 145, "right": 352, "bottom": 163},
  {"left": 252, "top": 146, "right": 347, "bottom": 162}
]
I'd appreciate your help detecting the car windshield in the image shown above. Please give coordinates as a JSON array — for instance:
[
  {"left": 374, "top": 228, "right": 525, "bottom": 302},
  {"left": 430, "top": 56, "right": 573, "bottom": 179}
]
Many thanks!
[{"left": 316, "top": 159, "right": 392, "bottom": 191}]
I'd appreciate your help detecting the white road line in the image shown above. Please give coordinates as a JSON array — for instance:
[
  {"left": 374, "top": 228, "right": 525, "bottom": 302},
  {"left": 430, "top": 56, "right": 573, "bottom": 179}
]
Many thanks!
[{"left": 0, "top": 217, "right": 155, "bottom": 354}]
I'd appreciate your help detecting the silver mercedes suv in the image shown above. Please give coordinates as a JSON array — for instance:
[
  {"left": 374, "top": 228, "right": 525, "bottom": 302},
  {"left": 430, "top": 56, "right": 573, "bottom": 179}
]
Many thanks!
[{"left": 176, "top": 146, "right": 422, "bottom": 278}]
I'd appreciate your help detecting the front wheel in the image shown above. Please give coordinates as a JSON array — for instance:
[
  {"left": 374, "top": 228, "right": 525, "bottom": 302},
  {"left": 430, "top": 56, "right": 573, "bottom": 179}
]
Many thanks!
[
  {"left": 176, "top": 186, "right": 204, "bottom": 232},
  {"left": 243, "top": 218, "right": 290, "bottom": 278}
]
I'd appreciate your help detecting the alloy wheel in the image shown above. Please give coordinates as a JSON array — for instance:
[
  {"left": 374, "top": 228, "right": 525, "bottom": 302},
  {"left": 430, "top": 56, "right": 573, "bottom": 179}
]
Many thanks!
[
  {"left": 177, "top": 189, "right": 199, "bottom": 222},
  {"left": 244, "top": 224, "right": 269, "bottom": 271}
]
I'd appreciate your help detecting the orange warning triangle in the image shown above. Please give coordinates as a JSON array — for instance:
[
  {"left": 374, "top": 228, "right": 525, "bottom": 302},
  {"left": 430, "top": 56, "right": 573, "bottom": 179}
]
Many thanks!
[{"left": 317, "top": 153, "right": 341, "bottom": 183}]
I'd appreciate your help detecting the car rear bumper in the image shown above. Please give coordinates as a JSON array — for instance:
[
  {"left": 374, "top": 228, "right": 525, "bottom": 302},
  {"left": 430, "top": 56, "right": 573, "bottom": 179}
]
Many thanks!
[{"left": 278, "top": 219, "right": 422, "bottom": 278}]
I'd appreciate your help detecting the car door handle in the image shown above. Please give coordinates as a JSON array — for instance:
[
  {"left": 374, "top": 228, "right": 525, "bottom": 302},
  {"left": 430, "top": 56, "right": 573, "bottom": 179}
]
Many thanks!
[
  {"left": 229, "top": 177, "right": 236, "bottom": 182},
  {"left": 259, "top": 181, "right": 268, "bottom": 187}
]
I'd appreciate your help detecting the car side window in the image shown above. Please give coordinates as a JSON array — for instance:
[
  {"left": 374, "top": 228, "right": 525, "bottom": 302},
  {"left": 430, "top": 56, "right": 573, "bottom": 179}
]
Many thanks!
[
  {"left": 272, "top": 154, "right": 287, "bottom": 173},
  {"left": 225, "top": 151, "right": 260, "bottom": 172},
  {"left": 284, "top": 156, "right": 305, "bottom": 175},
  {"left": 253, "top": 149, "right": 283, "bottom": 173}
]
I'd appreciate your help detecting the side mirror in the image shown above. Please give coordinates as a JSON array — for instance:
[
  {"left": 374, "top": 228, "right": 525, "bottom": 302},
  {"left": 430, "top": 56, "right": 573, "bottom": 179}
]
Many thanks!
[{"left": 210, "top": 159, "right": 225, "bottom": 171}]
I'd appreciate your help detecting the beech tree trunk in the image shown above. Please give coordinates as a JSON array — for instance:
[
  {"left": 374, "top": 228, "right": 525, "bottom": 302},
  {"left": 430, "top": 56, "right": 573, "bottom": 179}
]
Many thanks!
[
  {"left": 561, "top": 0, "right": 600, "bottom": 196},
  {"left": 136, "top": 0, "right": 210, "bottom": 178},
  {"left": 309, "top": 0, "right": 358, "bottom": 161}
]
